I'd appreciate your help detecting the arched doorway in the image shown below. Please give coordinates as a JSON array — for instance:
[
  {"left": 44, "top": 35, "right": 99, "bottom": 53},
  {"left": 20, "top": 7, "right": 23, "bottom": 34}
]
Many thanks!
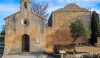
[{"left": 22, "top": 34, "right": 30, "bottom": 52}]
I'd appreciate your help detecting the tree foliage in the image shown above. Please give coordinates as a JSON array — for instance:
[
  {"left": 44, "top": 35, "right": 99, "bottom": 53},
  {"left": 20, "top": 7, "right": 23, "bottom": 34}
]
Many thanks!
[
  {"left": 91, "top": 11, "right": 99, "bottom": 37},
  {"left": 1, "top": 25, "right": 5, "bottom": 36},
  {"left": 90, "top": 11, "right": 99, "bottom": 45},
  {"left": 0, "top": 25, "right": 5, "bottom": 41},
  {"left": 98, "top": 24, "right": 100, "bottom": 36},
  {"left": 70, "top": 19, "right": 90, "bottom": 43}
]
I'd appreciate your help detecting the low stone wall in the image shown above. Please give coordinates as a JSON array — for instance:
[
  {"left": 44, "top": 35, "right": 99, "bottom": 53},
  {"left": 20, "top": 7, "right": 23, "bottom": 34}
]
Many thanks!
[{"left": 64, "top": 53, "right": 100, "bottom": 58}]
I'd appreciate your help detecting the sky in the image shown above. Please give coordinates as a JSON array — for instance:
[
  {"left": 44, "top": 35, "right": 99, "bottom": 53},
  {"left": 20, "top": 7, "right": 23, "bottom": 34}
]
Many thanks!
[{"left": 0, "top": 0, "right": 100, "bottom": 32}]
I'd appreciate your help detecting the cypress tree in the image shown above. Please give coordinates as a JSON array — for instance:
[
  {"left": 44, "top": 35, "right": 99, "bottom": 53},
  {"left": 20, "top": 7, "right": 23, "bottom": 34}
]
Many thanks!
[{"left": 90, "top": 11, "right": 99, "bottom": 45}]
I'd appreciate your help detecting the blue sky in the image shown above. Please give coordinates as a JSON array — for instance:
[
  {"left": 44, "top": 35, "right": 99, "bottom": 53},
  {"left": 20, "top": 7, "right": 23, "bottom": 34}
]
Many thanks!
[{"left": 0, "top": 0, "right": 100, "bottom": 32}]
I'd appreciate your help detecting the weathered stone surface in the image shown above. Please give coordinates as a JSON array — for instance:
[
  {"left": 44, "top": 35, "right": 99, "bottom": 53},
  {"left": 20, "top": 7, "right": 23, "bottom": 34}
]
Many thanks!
[
  {"left": 4, "top": 0, "right": 91, "bottom": 55},
  {"left": 46, "top": 4, "right": 91, "bottom": 49},
  {"left": 56, "top": 3, "right": 89, "bottom": 12},
  {"left": 4, "top": 0, "right": 45, "bottom": 55}
]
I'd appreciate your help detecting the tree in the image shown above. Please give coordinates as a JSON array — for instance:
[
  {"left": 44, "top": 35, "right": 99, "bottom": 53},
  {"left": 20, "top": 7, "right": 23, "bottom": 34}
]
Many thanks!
[
  {"left": 0, "top": 25, "right": 5, "bottom": 41},
  {"left": 98, "top": 24, "right": 100, "bottom": 36},
  {"left": 90, "top": 11, "right": 99, "bottom": 45},
  {"left": 32, "top": 2, "right": 49, "bottom": 19},
  {"left": 70, "top": 19, "right": 90, "bottom": 44},
  {"left": 1, "top": 25, "right": 5, "bottom": 35}
]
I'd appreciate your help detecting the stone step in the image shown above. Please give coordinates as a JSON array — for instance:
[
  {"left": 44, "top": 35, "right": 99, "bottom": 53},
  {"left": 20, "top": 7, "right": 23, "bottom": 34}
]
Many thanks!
[{"left": 2, "top": 54, "right": 55, "bottom": 58}]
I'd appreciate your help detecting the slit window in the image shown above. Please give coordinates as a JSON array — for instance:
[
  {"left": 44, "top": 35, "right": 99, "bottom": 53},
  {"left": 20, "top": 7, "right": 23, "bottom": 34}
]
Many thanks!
[{"left": 24, "top": 2, "right": 27, "bottom": 9}]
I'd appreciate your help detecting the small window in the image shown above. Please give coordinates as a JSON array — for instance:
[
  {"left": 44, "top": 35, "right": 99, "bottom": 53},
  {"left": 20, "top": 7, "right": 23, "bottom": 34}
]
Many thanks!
[{"left": 24, "top": 2, "right": 27, "bottom": 9}]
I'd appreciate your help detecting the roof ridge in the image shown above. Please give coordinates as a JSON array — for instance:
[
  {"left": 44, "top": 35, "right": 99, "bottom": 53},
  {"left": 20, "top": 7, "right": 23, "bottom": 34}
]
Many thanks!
[
  {"left": 4, "top": 11, "right": 20, "bottom": 20},
  {"left": 34, "top": 12, "right": 45, "bottom": 19},
  {"left": 55, "top": 3, "right": 89, "bottom": 12}
]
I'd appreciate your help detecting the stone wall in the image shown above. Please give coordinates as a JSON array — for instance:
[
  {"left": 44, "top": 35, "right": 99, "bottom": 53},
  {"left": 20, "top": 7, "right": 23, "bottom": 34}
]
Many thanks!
[{"left": 46, "top": 4, "right": 91, "bottom": 49}]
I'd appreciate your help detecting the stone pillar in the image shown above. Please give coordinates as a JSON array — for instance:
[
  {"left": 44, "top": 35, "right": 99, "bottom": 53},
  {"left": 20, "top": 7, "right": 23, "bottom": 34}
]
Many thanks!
[
  {"left": 59, "top": 50, "right": 66, "bottom": 58},
  {"left": 61, "top": 54, "right": 64, "bottom": 58},
  {"left": 95, "top": 37, "right": 100, "bottom": 47}
]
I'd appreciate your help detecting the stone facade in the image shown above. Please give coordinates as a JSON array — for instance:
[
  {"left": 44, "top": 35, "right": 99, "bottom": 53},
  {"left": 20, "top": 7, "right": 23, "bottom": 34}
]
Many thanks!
[
  {"left": 4, "top": 0, "right": 91, "bottom": 55},
  {"left": 46, "top": 4, "right": 91, "bottom": 50},
  {"left": 4, "top": 0, "right": 45, "bottom": 54}
]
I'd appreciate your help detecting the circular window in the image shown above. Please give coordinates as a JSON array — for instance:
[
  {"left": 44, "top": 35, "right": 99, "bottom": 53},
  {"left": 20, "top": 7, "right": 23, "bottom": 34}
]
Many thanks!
[
  {"left": 23, "top": 19, "right": 28, "bottom": 25},
  {"left": 22, "top": 18, "right": 29, "bottom": 26}
]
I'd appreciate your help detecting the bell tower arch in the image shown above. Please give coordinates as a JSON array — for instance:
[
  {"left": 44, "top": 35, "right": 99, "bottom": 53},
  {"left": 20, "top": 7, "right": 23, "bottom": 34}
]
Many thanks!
[{"left": 20, "top": 0, "right": 32, "bottom": 12}]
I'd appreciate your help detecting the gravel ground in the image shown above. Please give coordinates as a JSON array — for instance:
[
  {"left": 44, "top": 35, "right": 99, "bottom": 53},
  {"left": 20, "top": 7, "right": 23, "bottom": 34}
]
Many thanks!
[{"left": 1, "top": 46, "right": 100, "bottom": 58}]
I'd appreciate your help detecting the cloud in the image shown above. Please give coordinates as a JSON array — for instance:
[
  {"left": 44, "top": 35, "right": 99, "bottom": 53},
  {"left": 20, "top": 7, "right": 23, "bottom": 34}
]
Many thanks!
[
  {"left": 47, "top": 4, "right": 64, "bottom": 13},
  {"left": 97, "top": 10, "right": 100, "bottom": 13},
  {"left": 51, "top": 0, "right": 100, "bottom": 14},
  {"left": 59, "top": 0, "right": 100, "bottom": 3},
  {"left": 0, "top": 3, "right": 19, "bottom": 22},
  {"left": 58, "top": 0, "right": 100, "bottom": 8},
  {"left": 91, "top": 8, "right": 100, "bottom": 14},
  {"left": 0, "top": 3, "right": 19, "bottom": 20},
  {"left": 0, "top": 0, "right": 99, "bottom": 32},
  {"left": 0, "top": 3, "right": 19, "bottom": 32},
  {"left": 0, "top": 4, "right": 19, "bottom": 14}
]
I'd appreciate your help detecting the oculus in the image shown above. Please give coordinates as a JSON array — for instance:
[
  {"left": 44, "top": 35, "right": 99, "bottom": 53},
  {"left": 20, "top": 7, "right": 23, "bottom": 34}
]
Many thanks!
[{"left": 22, "top": 18, "right": 29, "bottom": 26}]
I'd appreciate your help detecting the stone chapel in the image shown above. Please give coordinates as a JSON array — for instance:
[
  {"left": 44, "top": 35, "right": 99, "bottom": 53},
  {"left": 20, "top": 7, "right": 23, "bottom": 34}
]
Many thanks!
[
  {"left": 4, "top": 0, "right": 91, "bottom": 55},
  {"left": 4, "top": 0, "right": 45, "bottom": 54}
]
